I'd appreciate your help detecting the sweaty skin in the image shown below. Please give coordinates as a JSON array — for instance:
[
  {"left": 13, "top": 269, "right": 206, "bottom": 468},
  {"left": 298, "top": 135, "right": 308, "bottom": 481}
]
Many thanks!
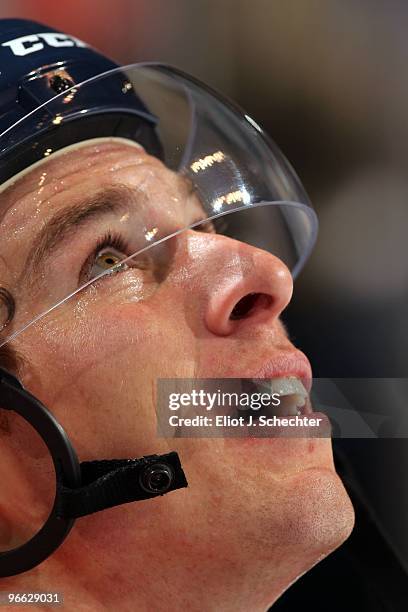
[{"left": 0, "top": 141, "right": 354, "bottom": 612}]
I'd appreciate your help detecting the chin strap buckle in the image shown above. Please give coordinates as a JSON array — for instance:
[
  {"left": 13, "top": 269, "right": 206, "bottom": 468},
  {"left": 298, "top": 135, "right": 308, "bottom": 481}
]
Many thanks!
[{"left": 56, "top": 451, "right": 188, "bottom": 519}]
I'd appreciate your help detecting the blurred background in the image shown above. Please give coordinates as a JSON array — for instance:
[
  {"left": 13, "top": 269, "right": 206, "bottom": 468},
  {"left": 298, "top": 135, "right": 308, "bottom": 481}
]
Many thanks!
[{"left": 1, "top": 0, "right": 407, "bottom": 606}]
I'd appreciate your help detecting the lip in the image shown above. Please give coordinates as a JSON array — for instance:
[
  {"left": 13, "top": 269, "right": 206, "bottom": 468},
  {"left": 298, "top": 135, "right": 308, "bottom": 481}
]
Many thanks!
[{"left": 248, "top": 350, "right": 313, "bottom": 394}]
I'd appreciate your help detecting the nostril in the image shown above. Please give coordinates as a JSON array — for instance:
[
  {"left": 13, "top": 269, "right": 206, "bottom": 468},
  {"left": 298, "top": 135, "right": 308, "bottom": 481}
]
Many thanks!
[{"left": 229, "top": 292, "right": 273, "bottom": 320}]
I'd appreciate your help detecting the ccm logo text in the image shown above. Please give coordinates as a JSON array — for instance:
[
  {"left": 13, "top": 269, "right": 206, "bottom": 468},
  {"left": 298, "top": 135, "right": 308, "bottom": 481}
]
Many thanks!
[{"left": 1, "top": 32, "right": 86, "bottom": 57}]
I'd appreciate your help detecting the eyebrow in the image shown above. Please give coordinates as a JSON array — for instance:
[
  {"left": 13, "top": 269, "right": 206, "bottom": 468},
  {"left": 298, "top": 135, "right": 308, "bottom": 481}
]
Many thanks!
[{"left": 20, "top": 184, "right": 139, "bottom": 288}]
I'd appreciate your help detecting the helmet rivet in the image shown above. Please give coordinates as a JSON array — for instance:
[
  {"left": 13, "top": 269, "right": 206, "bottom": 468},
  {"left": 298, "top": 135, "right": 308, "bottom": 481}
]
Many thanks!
[{"left": 139, "top": 463, "right": 174, "bottom": 494}]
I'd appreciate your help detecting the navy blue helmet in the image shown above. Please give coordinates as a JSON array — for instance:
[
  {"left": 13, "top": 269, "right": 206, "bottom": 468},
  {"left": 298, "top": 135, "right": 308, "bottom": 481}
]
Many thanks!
[{"left": 0, "top": 19, "right": 161, "bottom": 184}]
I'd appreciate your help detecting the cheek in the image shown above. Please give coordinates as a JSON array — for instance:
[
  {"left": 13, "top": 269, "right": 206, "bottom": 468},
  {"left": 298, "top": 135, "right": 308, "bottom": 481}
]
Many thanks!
[
  {"left": 26, "top": 295, "right": 189, "bottom": 375},
  {"left": 15, "top": 297, "right": 197, "bottom": 458}
]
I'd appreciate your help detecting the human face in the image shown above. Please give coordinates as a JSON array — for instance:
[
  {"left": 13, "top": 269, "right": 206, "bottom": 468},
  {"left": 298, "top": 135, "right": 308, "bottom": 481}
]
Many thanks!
[{"left": 0, "top": 140, "right": 354, "bottom": 605}]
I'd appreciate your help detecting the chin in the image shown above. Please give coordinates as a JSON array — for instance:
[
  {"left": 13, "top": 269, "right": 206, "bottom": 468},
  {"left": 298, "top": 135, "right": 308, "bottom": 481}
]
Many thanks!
[
  {"left": 282, "top": 466, "right": 355, "bottom": 559},
  {"left": 255, "top": 466, "right": 355, "bottom": 608}
]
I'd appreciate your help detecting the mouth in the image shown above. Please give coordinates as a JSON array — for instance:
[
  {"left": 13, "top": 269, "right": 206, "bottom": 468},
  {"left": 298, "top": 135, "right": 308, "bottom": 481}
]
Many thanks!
[
  {"left": 251, "top": 350, "right": 313, "bottom": 391},
  {"left": 236, "top": 377, "right": 311, "bottom": 422}
]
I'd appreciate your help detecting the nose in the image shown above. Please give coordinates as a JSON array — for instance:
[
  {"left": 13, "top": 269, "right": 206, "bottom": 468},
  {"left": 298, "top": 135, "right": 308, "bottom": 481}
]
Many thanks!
[{"left": 176, "top": 230, "right": 293, "bottom": 337}]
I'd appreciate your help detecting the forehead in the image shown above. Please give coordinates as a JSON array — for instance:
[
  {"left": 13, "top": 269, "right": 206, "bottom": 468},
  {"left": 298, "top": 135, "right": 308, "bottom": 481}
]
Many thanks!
[
  {"left": 0, "top": 139, "right": 200, "bottom": 291},
  {"left": 0, "top": 140, "right": 176, "bottom": 226},
  {"left": 0, "top": 139, "right": 196, "bottom": 253},
  {"left": 0, "top": 138, "right": 207, "bottom": 339}
]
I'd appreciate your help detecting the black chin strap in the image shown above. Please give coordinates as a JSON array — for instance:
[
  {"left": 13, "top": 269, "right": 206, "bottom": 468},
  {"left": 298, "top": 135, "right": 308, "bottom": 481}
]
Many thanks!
[
  {"left": 0, "top": 367, "right": 189, "bottom": 577},
  {"left": 57, "top": 451, "right": 188, "bottom": 519}
]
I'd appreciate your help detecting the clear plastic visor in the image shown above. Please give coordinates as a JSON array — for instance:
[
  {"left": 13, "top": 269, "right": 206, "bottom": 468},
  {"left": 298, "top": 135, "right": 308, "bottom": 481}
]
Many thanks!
[{"left": 0, "top": 63, "right": 317, "bottom": 347}]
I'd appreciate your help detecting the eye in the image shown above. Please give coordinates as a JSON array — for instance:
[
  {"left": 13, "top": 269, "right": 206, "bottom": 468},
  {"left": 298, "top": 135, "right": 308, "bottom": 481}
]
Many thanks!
[
  {"left": 80, "top": 232, "right": 131, "bottom": 284},
  {"left": 80, "top": 230, "right": 157, "bottom": 286},
  {"left": 193, "top": 216, "right": 229, "bottom": 235},
  {"left": 90, "top": 247, "right": 128, "bottom": 277},
  {"left": 193, "top": 220, "right": 216, "bottom": 234}
]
